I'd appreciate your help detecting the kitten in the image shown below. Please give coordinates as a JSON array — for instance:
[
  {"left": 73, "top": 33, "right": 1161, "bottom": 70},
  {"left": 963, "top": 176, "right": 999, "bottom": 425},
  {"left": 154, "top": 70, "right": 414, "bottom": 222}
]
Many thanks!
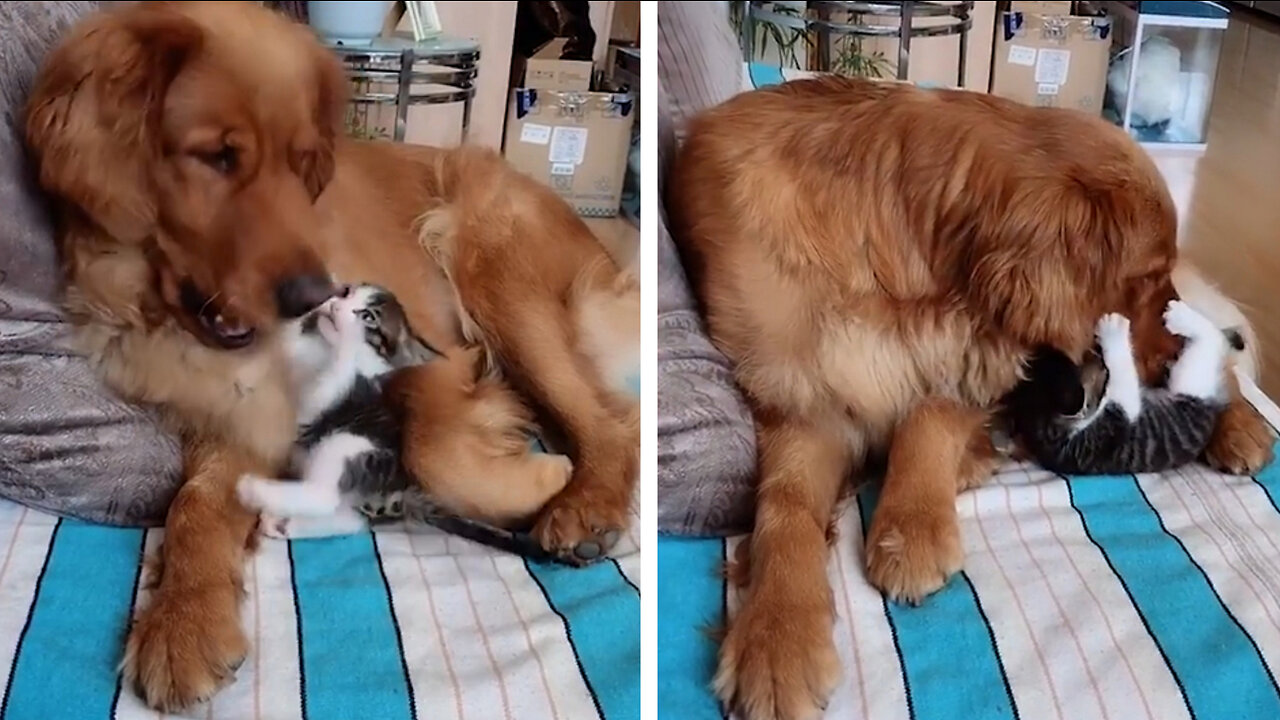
[
  {"left": 1001, "top": 300, "right": 1242, "bottom": 475},
  {"left": 235, "top": 284, "right": 569, "bottom": 560}
]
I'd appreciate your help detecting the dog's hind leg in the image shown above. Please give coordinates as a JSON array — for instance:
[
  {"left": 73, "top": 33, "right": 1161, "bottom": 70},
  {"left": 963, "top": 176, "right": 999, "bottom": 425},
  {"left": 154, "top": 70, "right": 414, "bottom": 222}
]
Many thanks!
[{"left": 481, "top": 300, "right": 638, "bottom": 562}]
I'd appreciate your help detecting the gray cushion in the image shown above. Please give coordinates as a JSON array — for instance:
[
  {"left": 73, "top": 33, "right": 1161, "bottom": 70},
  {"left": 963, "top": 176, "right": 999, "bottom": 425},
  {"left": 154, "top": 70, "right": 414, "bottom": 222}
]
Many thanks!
[
  {"left": 656, "top": 0, "right": 757, "bottom": 537},
  {"left": 0, "top": 1, "right": 182, "bottom": 526}
]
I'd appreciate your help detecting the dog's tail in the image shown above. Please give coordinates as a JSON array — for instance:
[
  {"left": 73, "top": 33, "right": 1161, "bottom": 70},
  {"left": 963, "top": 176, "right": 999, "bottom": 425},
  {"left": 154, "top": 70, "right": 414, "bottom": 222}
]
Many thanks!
[{"left": 1173, "top": 260, "right": 1260, "bottom": 383}]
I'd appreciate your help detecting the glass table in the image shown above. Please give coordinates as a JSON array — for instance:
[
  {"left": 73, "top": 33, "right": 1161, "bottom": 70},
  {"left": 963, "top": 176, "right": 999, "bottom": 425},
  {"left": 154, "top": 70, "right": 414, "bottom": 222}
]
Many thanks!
[{"left": 323, "top": 34, "right": 480, "bottom": 142}]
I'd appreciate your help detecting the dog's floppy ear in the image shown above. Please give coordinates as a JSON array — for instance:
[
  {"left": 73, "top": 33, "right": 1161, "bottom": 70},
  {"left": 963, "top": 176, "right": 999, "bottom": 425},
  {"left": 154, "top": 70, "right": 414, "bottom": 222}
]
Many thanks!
[
  {"left": 24, "top": 5, "right": 203, "bottom": 242},
  {"left": 297, "top": 44, "right": 350, "bottom": 201}
]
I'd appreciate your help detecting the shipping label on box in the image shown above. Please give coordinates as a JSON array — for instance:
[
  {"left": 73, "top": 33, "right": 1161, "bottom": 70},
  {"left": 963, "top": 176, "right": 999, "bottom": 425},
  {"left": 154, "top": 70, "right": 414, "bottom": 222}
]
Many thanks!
[
  {"left": 991, "top": 12, "right": 1112, "bottom": 115},
  {"left": 503, "top": 89, "right": 636, "bottom": 217}
]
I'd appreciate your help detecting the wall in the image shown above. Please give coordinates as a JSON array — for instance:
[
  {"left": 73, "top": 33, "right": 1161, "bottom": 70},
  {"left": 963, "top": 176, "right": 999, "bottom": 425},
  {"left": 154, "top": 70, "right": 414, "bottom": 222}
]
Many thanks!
[
  {"left": 397, "top": 0, "right": 620, "bottom": 150},
  {"left": 398, "top": 0, "right": 519, "bottom": 149}
]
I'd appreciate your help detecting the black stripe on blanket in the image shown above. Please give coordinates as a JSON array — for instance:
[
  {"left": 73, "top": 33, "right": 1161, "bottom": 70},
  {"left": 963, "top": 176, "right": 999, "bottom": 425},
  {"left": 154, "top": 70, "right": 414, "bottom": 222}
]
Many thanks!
[
  {"left": 110, "top": 529, "right": 149, "bottom": 719},
  {"left": 371, "top": 532, "right": 418, "bottom": 720}
]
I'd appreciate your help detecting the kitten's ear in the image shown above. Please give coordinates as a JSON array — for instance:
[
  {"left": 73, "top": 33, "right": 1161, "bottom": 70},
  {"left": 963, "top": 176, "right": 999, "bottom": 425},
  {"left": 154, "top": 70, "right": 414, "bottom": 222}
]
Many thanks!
[
  {"left": 403, "top": 335, "right": 443, "bottom": 364},
  {"left": 1223, "top": 327, "right": 1246, "bottom": 352}
]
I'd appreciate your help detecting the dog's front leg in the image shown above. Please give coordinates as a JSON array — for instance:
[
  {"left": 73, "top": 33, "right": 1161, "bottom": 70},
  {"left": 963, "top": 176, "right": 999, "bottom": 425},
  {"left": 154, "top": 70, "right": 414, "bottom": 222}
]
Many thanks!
[
  {"left": 865, "top": 398, "right": 993, "bottom": 604},
  {"left": 715, "top": 406, "right": 849, "bottom": 720},
  {"left": 122, "top": 433, "right": 260, "bottom": 711}
]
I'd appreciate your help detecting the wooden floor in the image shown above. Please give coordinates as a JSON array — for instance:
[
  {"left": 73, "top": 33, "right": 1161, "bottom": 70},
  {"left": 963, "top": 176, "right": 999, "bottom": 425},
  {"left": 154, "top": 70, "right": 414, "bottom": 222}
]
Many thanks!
[
  {"left": 1179, "top": 10, "right": 1280, "bottom": 396},
  {"left": 585, "top": 216, "right": 640, "bottom": 272}
]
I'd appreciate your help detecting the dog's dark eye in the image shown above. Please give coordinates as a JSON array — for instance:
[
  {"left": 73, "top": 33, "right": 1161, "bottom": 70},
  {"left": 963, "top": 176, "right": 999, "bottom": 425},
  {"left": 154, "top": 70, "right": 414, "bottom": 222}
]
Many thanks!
[
  {"left": 197, "top": 145, "right": 238, "bottom": 175},
  {"left": 356, "top": 309, "right": 376, "bottom": 325}
]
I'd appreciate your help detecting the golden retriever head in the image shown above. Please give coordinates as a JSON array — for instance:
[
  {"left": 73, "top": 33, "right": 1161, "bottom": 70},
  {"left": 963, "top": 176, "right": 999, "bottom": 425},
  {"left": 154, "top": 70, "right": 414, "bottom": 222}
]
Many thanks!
[{"left": 25, "top": 1, "right": 346, "bottom": 349}]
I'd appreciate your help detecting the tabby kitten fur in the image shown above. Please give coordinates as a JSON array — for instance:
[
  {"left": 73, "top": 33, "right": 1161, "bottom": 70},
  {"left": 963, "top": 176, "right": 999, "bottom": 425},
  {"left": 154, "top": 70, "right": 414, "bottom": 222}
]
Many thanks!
[
  {"left": 236, "top": 284, "right": 571, "bottom": 542},
  {"left": 1002, "top": 301, "right": 1240, "bottom": 475}
]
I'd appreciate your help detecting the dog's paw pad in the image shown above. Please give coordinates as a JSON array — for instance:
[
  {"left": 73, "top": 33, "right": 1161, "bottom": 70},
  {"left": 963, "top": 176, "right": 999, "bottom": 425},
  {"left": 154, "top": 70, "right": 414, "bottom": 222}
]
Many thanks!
[{"left": 569, "top": 528, "right": 622, "bottom": 563}]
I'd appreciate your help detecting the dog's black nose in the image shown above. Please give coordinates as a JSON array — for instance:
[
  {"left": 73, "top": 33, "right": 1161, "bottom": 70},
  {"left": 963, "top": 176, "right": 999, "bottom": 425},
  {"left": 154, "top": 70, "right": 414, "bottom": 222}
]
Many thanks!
[{"left": 275, "top": 274, "right": 336, "bottom": 319}]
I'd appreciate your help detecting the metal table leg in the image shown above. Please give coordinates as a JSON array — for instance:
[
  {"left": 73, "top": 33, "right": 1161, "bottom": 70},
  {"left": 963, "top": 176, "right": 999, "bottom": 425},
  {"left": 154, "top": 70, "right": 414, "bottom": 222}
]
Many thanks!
[
  {"left": 898, "top": 0, "right": 914, "bottom": 81},
  {"left": 461, "top": 88, "right": 473, "bottom": 142},
  {"left": 394, "top": 48, "right": 413, "bottom": 142}
]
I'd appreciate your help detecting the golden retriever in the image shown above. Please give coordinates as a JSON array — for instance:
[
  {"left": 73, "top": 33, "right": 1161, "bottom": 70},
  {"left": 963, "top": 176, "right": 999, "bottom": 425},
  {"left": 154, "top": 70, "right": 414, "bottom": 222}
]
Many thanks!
[
  {"left": 385, "top": 345, "right": 574, "bottom": 528},
  {"left": 666, "top": 75, "right": 1273, "bottom": 720},
  {"left": 24, "top": 1, "right": 638, "bottom": 710}
]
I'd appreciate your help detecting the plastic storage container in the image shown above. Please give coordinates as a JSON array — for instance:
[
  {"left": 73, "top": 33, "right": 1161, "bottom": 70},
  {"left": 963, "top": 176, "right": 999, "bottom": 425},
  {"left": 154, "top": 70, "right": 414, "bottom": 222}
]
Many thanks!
[{"left": 1096, "top": 1, "right": 1229, "bottom": 147}]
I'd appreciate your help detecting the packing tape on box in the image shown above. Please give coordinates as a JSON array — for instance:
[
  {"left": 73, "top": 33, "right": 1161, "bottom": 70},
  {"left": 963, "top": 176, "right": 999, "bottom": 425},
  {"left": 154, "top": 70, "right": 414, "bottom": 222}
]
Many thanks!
[
  {"left": 513, "top": 88, "right": 635, "bottom": 121},
  {"left": 1002, "top": 11, "right": 1111, "bottom": 43}
]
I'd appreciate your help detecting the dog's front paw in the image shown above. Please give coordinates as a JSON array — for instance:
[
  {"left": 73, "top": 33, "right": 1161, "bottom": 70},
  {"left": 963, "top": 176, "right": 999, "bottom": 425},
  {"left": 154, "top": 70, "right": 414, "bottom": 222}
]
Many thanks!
[
  {"left": 1095, "top": 312, "right": 1131, "bottom": 349},
  {"left": 715, "top": 589, "right": 840, "bottom": 720},
  {"left": 865, "top": 497, "right": 963, "bottom": 605},
  {"left": 123, "top": 582, "right": 247, "bottom": 711}
]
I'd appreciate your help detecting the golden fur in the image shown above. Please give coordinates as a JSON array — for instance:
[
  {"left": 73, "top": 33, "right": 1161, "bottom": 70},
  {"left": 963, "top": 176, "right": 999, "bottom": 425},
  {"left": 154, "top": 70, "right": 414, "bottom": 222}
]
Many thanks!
[
  {"left": 386, "top": 346, "right": 572, "bottom": 528},
  {"left": 25, "top": 1, "right": 637, "bottom": 710},
  {"left": 666, "top": 75, "right": 1274, "bottom": 720}
]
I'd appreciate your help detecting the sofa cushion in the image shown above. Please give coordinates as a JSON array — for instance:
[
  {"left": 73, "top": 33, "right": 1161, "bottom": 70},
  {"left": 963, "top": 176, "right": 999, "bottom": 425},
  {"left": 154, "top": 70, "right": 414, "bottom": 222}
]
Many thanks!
[
  {"left": 0, "top": 1, "right": 182, "bottom": 527},
  {"left": 656, "top": 1, "right": 758, "bottom": 537}
]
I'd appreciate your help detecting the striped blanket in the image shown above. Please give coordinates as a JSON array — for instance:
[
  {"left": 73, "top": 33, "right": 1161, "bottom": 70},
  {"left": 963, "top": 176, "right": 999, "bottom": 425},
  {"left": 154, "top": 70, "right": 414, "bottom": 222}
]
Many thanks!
[
  {"left": 0, "top": 504, "right": 640, "bottom": 720},
  {"left": 659, "top": 378, "right": 1280, "bottom": 720}
]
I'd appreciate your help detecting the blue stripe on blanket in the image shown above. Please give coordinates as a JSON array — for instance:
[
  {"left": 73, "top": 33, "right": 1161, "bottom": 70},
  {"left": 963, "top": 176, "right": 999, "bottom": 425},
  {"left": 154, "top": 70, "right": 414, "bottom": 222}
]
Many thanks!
[
  {"left": 289, "top": 533, "right": 415, "bottom": 720},
  {"left": 0, "top": 520, "right": 144, "bottom": 720},
  {"left": 1068, "top": 474, "right": 1280, "bottom": 720},
  {"left": 526, "top": 558, "right": 641, "bottom": 720},
  {"left": 856, "top": 489, "right": 1019, "bottom": 720},
  {"left": 746, "top": 62, "right": 786, "bottom": 90},
  {"left": 656, "top": 538, "right": 726, "bottom": 720}
]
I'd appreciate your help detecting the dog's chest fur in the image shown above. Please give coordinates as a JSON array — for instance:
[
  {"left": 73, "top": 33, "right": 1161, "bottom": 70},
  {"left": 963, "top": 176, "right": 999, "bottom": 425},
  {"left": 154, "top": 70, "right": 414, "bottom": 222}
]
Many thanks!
[{"left": 74, "top": 316, "right": 297, "bottom": 468}]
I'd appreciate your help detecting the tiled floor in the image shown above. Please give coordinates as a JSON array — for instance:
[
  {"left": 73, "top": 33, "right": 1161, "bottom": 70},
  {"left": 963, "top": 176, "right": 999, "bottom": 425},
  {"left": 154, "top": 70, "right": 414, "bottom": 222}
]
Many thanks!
[{"left": 1177, "top": 10, "right": 1280, "bottom": 396}]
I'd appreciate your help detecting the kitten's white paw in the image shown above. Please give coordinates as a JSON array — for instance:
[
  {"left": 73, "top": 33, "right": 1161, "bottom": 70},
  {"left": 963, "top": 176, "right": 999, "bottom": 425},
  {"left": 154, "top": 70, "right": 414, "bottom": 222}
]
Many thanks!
[
  {"left": 1164, "top": 300, "right": 1214, "bottom": 339},
  {"left": 260, "top": 513, "right": 292, "bottom": 539},
  {"left": 1096, "top": 313, "right": 1131, "bottom": 347},
  {"left": 236, "top": 474, "right": 267, "bottom": 510}
]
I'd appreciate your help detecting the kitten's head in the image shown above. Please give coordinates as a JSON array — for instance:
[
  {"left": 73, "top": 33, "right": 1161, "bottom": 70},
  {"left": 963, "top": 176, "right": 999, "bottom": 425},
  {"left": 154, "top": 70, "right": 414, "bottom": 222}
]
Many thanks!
[
  {"left": 1003, "top": 346, "right": 1091, "bottom": 422},
  {"left": 283, "top": 283, "right": 440, "bottom": 378}
]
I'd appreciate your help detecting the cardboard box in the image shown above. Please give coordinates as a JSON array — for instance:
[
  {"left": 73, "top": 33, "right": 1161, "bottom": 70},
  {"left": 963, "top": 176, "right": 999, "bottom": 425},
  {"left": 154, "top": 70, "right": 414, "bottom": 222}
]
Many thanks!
[
  {"left": 503, "top": 88, "right": 636, "bottom": 217},
  {"left": 516, "top": 38, "right": 593, "bottom": 92},
  {"left": 1009, "top": 1, "right": 1075, "bottom": 13},
  {"left": 990, "top": 11, "right": 1113, "bottom": 115}
]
